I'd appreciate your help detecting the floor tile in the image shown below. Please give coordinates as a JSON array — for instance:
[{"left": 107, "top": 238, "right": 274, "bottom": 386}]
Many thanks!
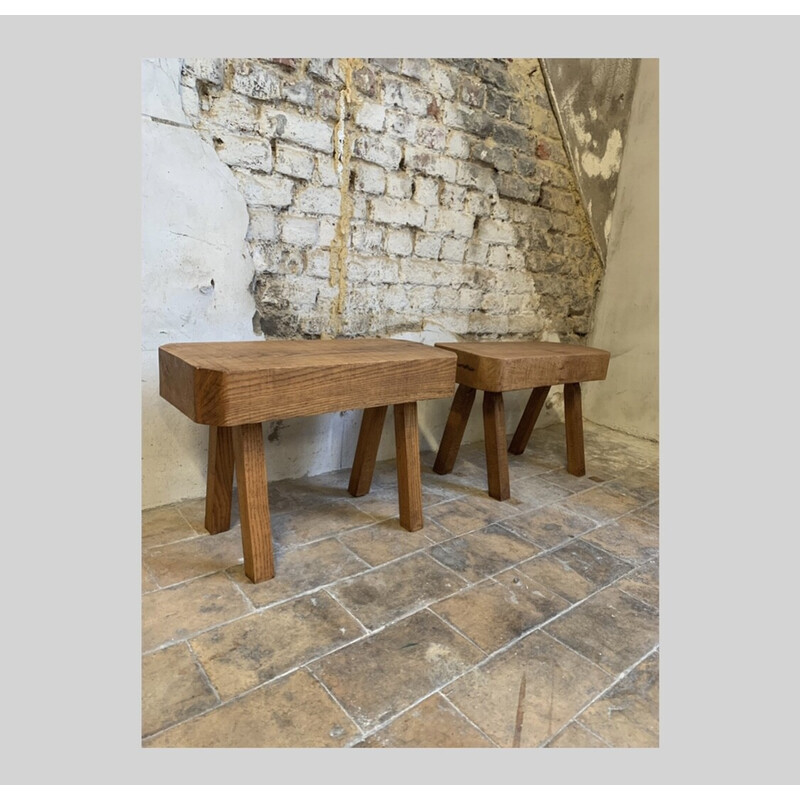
[
  {"left": 428, "top": 524, "right": 541, "bottom": 584},
  {"left": 577, "top": 650, "right": 659, "bottom": 747},
  {"left": 142, "top": 643, "right": 217, "bottom": 737},
  {"left": 310, "top": 609, "right": 484, "bottom": 731},
  {"left": 537, "top": 468, "right": 611, "bottom": 493},
  {"left": 270, "top": 500, "right": 376, "bottom": 549},
  {"left": 142, "top": 563, "right": 158, "bottom": 594},
  {"left": 431, "top": 569, "right": 568, "bottom": 653},
  {"left": 143, "top": 529, "right": 245, "bottom": 588},
  {"left": 546, "top": 722, "right": 608, "bottom": 748},
  {"left": 507, "top": 475, "right": 573, "bottom": 507},
  {"left": 329, "top": 552, "right": 466, "bottom": 631},
  {"left": 423, "top": 497, "right": 506, "bottom": 537},
  {"left": 582, "top": 512, "right": 659, "bottom": 565},
  {"left": 142, "top": 505, "right": 200, "bottom": 548},
  {"left": 338, "top": 519, "right": 432, "bottom": 567},
  {"left": 227, "top": 537, "right": 369, "bottom": 607},
  {"left": 175, "top": 496, "right": 221, "bottom": 533},
  {"left": 142, "top": 572, "right": 251, "bottom": 653},
  {"left": 544, "top": 585, "right": 659, "bottom": 676},
  {"left": 615, "top": 559, "right": 659, "bottom": 609},
  {"left": 631, "top": 501, "right": 659, "bottom": 527},
  {"left": 559, "top": 484, "right": 648, "bottom": 524},
  {"left": 499, "top": 503, "right": 598, "bottom": 550},
  {"left": 515, "top": 540, "right": 632, "bottom": 604},
  {"left": 190, "top": 591, "right": 364, "bottom": 701},
  {"left": 144, "top": 668, "right": 360, "bottom": 747},
  {"left": 609, "top": 467, "right": 659, "bottom": 505},
  {"left": 444, "top": 630, "right": 611, "bottom": 747},
  {"left": 357, "top": 693, "right": 494, "bottom": 748},
  {"left": 348, "top": 483, "right": 455, "bottom": 520}
]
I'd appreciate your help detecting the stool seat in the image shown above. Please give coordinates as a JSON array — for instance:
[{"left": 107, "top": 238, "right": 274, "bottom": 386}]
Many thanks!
[{"left": 433, "top": 340, "right": 610, "bottom": 500}]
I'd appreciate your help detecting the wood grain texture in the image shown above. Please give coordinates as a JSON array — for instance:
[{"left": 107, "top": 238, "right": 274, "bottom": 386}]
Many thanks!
[
  {"left": 205, "top": 426, "right": 234, "bottom": 534},
  {"left": 394, "top": 402, "right": 423, "bottom": 532},
  {"left": 232, "top": 423, "right": 275, "bottom": 583},
  {"left": 435, "top": 341, "right": 610, "bottom": 393},
  {"left": 433, "top": 384, "right": 476, "bottom": 475},
  {"left": 348, "top": 405, "right": 388, "bottom": 497},
  {"left": 563, "top": 382, "right": 586, "bottom": 477},
  {"left": 159, "top": 339, "right": 457, "bottom": 425},
  {"left": 508, "top": 386, "right": 551, "bottom": 456},
  {"left": 482, "top": 391, "right": 510, "bottom": 501}
]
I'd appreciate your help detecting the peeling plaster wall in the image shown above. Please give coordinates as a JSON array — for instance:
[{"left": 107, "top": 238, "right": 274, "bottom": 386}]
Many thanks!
[
  {"left": 584, "top": 59, "right": 658, "bottom": 441},
  {"left": 541, "top": 58, "right": 639, "bottom": 264},
  {"left": 141, "top": 57, "right": 612, "bottom": 510}
]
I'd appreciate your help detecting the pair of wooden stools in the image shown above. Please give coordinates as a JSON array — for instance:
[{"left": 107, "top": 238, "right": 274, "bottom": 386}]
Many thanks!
[{"left": 159, "top": 339, "right": 609, "bottom": 583}]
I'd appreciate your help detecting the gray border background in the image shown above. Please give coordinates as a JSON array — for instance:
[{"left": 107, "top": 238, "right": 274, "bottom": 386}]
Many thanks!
[{"left": 1, "top": 13, "right": 797, "bottom": 786}]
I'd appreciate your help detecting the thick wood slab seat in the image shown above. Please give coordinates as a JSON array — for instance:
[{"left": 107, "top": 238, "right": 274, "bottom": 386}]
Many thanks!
[
  {"left": 159, "top": 339, "right": 457, "bottom": 583},
  {"left": 433, "top": 341, "right": 610, "bottom": 499}
]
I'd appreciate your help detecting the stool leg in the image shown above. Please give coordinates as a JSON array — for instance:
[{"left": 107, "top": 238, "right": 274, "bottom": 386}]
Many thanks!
[
  {"left": 348, "top": 405, "right": 388, "bottom": 497},
  {"left": 433, "top": 384, "right": 476, "bottom": 475},
  {"left": 508, "top": 386, "right": 550, "bottom": 456},
  {"left": 563, "top": 382, "right": 586, "bottom": 476},
  {"left": 394, "top": 402, "right": 423, "bottom": 532},
  {"left": 205, "top": 425, "right": 234, "bottom": 534},
  {"left": 232, "top": 423, "right": 275, "bottom": 583},
  {"left": 483, "top": 391, "right": 510, "bottom": 501}
]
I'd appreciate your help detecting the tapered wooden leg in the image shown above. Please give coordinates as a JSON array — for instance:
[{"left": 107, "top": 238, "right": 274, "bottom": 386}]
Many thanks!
[
  {"left": 483, "top": 391, "right": 510, "bottom": 501},
  {"left": 348, "top": 405, "right": 388, "bottom": 497},
  {"left": 394, "top": 402, "right": 423, "bottom": 532},
  {"left": 205, "top": 425, "right": 235, "bottom": 534},
  {"left": 563, "top": 382, "right": 586, "bottom": 477},
  {"left": 433, "top": 384, "right": 476, "bottom": 475},
  {"left": 232, "top": 423, "right": 275, "bottom": 583},
  {"left": 508, "top": 385, "right": 550, "bottom": 456}
]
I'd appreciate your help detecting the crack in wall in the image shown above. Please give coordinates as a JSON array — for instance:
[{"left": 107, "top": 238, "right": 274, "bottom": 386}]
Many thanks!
[{"left": 328, "top": 58, "right": 363, "bottom": 337}]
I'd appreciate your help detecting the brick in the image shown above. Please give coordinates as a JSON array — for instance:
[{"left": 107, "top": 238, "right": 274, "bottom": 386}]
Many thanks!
[
  {"left": 353, "top": 65, "right": 378, "bottom": 97},
  {"left": 283, "top": 80, "right": 315, "bottom": 108},
  {"left": 385, "top": 228, "right": 413, "bottom": 257},
  {"left": 275, "top": 144, "right": 315, "bottom": 180},
  {"left": 465, "top": 190, "right": 492, "bottom": 218},
  {"left": 306, "top": 250, "right": 330, "bottom": 279},
  {"left": 318, "top": 218, "right": 338, "bottom": 247},
  {"left": 491, "top": 120, "right": 530, "bottom": 150},
  {"left": 383, "top": 78, "right": 429, "bottom": 115},
  {"left": 460, "top": 78, "right": 486, "bottom": 108},
  {"left": 497, "top": 174, "right": 539, "bottom": 203},
  {"left": 465, "top": 240, "right": 489, "bottom": 264},
  {"left": 369, "top": 197, "right": 425, "bottom": 228},
  {"left": 400, "top": 258, "right": 454, "bottom": 286},
  {"left": 213, "top": 132, "right": 272, "bottom": 171},
  {"left": 385, "top": 109, "right": 417, "bottom": 142},
  {"left": 486, "top": 89, "right": 512, "bottom": 117},
  {"left": 355, "top": 101, "right": 385, "bottom": 132},
  {"left": 348, "top": 256, "right": 398, "bottom": 285},
  {"left": 428, "top": 64, "right": 456, "bottom": 100},
  {"left": 370, "top": 58, "right": 401, "bottom": 74},
  {"left": 261, "top": 109, "right": 334, "bottom": 153},
  {"left": 308, "top": 59, "right": 344, "bottom": 86},
  {"left": 413, "top": 176, "right": 439, "bottom": 207},
  {"left": 385, "top": 172, "right": 413, "bottom": 200},
  {"left": 352, "top": 134, "right": 402, "bottom": 170},
  {"left": 317, "top": 87, "right": 339, "bottom": 120},
  {"left": 206, "top": 93, "right": 259, "bottom": 132},
  {"left": 477, "top": 218, "right": 516, "bottom": 245},
  {"left": 404, "top": 147, "right": 457, "bottom": 182},
  {"left": 316, "top": 154, "right": 339, "bottom": 187},
  {"left": 234, "top": 169, "right": 294, "bottom": 208},
  {"left": 295, "top": 186, "right": 342, "bottom": 216},
  {"left": 351, "top": 223, "right": 383, "bottom": 253},
  {"left": 455, "top": 162, "right": 496, "bottom": 193},
  {"left": 429, "top": 208, "right": 475, "bottom": 239},
  {"left": 281, "top": 216, "right": 319, "bottom": 247},
  {"left": 440, "top": 237, "right": 467, "bottom": 263},
  {"left": 416, "top": 120, "right": 447, "bottom": 151},
  {"left": 246, "top": 208, "right": 278, "bottom": 242},
  {"left": 184, "top": 58, "right": 224, "bottom": 86},
  {"left": 414, "top": 232, "right": 442, "bottom": 259},
  {"left": 353, "top": 161, "right": 386, "bottom": 195},
  {"left": 446, "top": 131, "right": 470, "bottom": 159},
  {"left": 470, "top": 142, "right": 514, "bottom": 172},
  {"left": 232, "top": 61, "right": 281, "bottom": 101},
  {"left": 401, "top": 58, "right": 431, "bottom": 82}
]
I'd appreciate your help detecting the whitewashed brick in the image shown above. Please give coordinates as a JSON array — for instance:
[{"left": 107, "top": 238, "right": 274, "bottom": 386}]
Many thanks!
[
  {"left": 349, "top": 257, "right": 399, "bottom": 285},
  {"left": 261, "top": 108, "right": 334, "bottom": 153},
  {"left": 416, "top": 120, "right": 447, "bottom": 151},
  {"left": 281, "top": 216, "right": 319, "bottom": 247},
  {"left": 295, "top": 186, "right": 342, "bottom": 216},
  {"left": 430, "top": 208, "right": 475, "bottom": 238},
  {"left": 318, "top": 218, "right": 338, "bottom": 247},
  {"left": 351, "top": 223, "right": 383, "bottom": 253},
  {"left": 386, "top": 172, "right": 413, "bottom": 200},
  {"left": 354, "top": 162, "right": 386, "bottom": 195},
  {"left": 413, "top": 176, "right": 439, "bottom": 207},
  {"left": 404, "top": 147, "right": 457, "bottom": 182},
  {"left": 352, "top": 134, "right": 402, "bottom": 170},
  {"left": 370, "top": 197, "right": 425, "bottom": 228},
  {"left": 275, "top": 144, "right": 314, "bottom": 180},
  {"left": 383, "top": 78, "right": 429, "bottom": 115},
  {"left": 440, "top": 238, "right": 467, "bottom": 262},
  {"left": 234, "top": 169, "right": 293, "bottom": 208},
  {"left": 246, "top": 208, "right": 278, "bottom": 241},
  {"left": 316, "top": 154, "right": 339, "bottom": 187},
  {"left": 385, "top": 228, "right": 413, "bottom": 257},
  {"left": 414, "top": 232, "right": 442, "bottom": 259},
  {"left": 465, "top": 240, "right": 490, "bottom": 264},
  {"left": 355, "top": 101, "right": 386, "bottom": 132},
  {"left": 477, "top": 218, "right": 516, "bottom": 244},
  {"left": 232, "top": 62, "right": 281, "bottom": 101},
  {"left": 214, "top": 133, "right": 272, "bottom": 171}
]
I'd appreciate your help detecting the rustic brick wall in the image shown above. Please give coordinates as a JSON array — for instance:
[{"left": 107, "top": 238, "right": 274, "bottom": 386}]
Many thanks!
[{"left": 178, "top": 58, "right": 604, "bottom": 344}]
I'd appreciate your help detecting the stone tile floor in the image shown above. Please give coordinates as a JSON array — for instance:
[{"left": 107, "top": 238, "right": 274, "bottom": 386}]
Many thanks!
[{"left": 142, "top": 420, "right": 659, "bottom": 748}]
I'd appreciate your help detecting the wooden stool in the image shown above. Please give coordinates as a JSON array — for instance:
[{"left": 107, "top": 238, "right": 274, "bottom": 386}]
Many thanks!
[
  {"left": 433, "top": 341, "right": 610, "bottom": 500},
  {"left": 159, "top": 339, "right": 456, "bottom": 582}
]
